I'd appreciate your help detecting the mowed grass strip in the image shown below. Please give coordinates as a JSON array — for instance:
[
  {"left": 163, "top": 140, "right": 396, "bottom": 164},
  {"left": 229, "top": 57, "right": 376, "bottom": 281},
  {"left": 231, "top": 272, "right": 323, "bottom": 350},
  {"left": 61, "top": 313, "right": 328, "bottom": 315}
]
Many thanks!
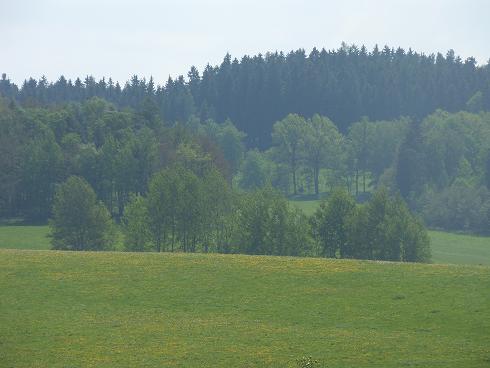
[{"left": 0, "top": 250, "right": 489, "bottom": 368}]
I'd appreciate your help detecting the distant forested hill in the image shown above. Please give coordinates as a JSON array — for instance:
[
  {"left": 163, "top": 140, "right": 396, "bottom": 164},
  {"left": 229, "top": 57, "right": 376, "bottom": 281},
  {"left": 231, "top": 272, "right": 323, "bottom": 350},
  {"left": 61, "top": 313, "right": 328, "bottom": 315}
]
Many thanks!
[{"left": 1, "top": 44, "right": 490, "bottom": 147}]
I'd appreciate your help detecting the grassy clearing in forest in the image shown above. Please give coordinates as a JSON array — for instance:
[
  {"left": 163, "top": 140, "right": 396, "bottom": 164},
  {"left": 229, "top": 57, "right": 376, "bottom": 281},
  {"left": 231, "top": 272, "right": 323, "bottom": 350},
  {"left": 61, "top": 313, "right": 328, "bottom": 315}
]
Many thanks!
[
  {"left": 0, "top": 249, "right": 489, "bottom": 368},
  {"left": 429, "top": 230, "right": 490, "bottom": 266},
  {"left": 0, "top": 225, "right": 51, "bottom": 250}
]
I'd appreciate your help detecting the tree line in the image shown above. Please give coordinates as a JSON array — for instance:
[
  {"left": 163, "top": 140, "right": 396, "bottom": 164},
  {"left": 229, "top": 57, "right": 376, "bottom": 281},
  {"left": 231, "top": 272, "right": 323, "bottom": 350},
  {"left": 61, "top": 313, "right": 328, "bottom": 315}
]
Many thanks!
[
  {"left": 1, "top": 93, "right": 489, "bottom": 235},
  {"left": 51, "top": 171, "right": 430, "bottom": 263},
  {"left": 245, "top": 112, "right": 490, "bottom": 234},
  {"left": 2, "top": 44, "right": 490, "bottom": 148}
]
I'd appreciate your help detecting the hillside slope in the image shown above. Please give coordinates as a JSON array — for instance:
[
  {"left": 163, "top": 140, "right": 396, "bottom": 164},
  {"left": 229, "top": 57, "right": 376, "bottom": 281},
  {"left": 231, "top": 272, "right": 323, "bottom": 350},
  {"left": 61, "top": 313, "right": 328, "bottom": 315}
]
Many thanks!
[{"left": 0, "top": 250, "right": 489, "bottom": 367}]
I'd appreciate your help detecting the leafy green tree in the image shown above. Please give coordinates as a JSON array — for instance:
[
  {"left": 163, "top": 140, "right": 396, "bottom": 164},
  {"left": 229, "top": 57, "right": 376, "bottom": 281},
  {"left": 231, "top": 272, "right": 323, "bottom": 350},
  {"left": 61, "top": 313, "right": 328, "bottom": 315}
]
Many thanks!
[
  {"left": 422, "top": 180, "right": 490, "bottom": 234},
  {"left": 175, "top": 167, "right": 203, "bottom": 252},
  {"left": 395, "top": 120, "right": 427, "bottom": 200},
  {"left": 146, "top": 169, "right": 177, "bottom": 252},
  {"left": 347, "top": 117, "right": 369, "bottom": 195},
  {"left": 466, "top": 91, "right": 484, "bottom": 113},
  {"left": 21, "top": 130, "right": 64, "bottom": 220},
  {"left": 303, "top": 115, "right": 343, "bottom": 195},
  {"left": 122, "top": 194, "right": 152, "bottom": 251},
  {"left": 0, "top": 99, "right": 26, "bottom": 217},
  {"left": 50, "top": 176, "right": 115, "bottom": 251},
  {"left": 146, "top": 165, "right": 210, "bottom": 253},
  {"left": 347, "top": 189, "right": 431, "bottom": 262},
  {"left": 200, "top": 166, "right": 232, "bottom": 253},
  {"left": 486, "top": 150, "right": 490, "bottom": 189},
  {"left": 199, "top": 119, "right": 246, "bottom": 179},
  {"left": 239, "top": 149, "right": 270, "bottom": 190},
  {"left": 348, "top": 118, "right": 409, "bottom": 191},
  {"left": 272, "top": 114, "right": 307, "bottom": 195},
  {"left": 311, "top": 189, "right": 356, "bottom": 258},
  {"left": 234, "top": 186, "right": 311, "bottom": 256}
]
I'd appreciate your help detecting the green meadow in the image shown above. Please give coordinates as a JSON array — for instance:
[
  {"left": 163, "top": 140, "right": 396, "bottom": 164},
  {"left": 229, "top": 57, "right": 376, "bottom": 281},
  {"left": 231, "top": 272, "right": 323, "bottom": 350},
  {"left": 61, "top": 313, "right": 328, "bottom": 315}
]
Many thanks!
[
  {"left": 430, "top": 230, "right": 490, "bottom": 266},
  {"left": 0, "top": 249, "right": 489, "bottom": 368},
  {"left": 0, "top": 225, "right": 51, "bottom": 250}
]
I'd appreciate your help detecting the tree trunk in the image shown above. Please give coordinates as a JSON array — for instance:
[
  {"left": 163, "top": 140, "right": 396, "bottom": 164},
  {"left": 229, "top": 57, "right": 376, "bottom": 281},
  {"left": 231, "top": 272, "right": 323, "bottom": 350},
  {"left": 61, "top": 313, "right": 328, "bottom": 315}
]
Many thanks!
[
  {"left": 355, "top": 168, "right": 359, "bottom": 197},
  {"left": 363, "top": 170, "right": 366, "bottom": 194},
  {"left": 314, "top": 166, "right": 319, "bottom": 195},
  {"left": 292, "top": 168, "right": 297, "bottom": 195}
]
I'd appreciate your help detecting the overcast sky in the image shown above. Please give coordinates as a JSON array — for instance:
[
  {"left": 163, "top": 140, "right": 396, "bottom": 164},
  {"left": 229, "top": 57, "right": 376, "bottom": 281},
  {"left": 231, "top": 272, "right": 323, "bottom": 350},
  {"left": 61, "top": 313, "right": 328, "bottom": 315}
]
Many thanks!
[{"left": 1, "top": 0, "right": 489, "bottom": 85}]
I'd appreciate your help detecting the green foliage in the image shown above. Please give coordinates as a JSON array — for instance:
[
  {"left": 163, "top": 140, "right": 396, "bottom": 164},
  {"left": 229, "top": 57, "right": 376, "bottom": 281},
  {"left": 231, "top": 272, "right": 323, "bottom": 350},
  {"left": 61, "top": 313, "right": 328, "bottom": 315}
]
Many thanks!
[
  {"left": 121, "top": 195, "right": 152, "bottom": 251},
  {"left": 3, "top": 45, "right": 488, "bottom": 149},
  {"left": 199, "top": 118, "right": 246, "bottom": 176},
  {"left": 146, "top": 165, "right": 232, "bottom": 253},
  {"left": 311, "top": 189, "right": 431, "bottom": 262},
  {"left": 239, "top": 149, "right": 271, "bottom": 190},
  {"left": 466, "top": 91, "right": 484, "bottom": 113},
  {"left": 422, "top": 180, "right": 490, "bottom": 234},
  {"left": 2, "top": 71, "right": 489, "bottom": 237},
  {"left": 21, "top": 129, "right": 64, "bottom": 220},
  {"left": 486, "top": 149, "right": 490, "bottom": 189},
  {"left": 395, "top": 120, "right": 427, "bottom": 199},
  {"left": 272, "top": 114, "right": 308, "bottom": 195},
  {"left": 311, "top": 189, "right": 356, "bottom": 257},
  {"left": 348, "top": 117, "right": 408, "bottom": 191},
  {"left": 233, "top": 186, "right": 312, "bottom": 256},
  {"left": 303, "top": 115, "right": 343, "bottom": 195},
  {"left": 50, "top": 176, "right": 115, "bottom": 250}
]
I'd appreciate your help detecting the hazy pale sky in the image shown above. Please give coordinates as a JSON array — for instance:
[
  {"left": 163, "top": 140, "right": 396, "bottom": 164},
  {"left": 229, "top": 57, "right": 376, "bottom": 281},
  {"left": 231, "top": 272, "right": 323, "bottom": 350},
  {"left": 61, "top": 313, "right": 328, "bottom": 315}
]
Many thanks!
[{"left": 1, "top": 0, "right": 489, "bottom": 85}]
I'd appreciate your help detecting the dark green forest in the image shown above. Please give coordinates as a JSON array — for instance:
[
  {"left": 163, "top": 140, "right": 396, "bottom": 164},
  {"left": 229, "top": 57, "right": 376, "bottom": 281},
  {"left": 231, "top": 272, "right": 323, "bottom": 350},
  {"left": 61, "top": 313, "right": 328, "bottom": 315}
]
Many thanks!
[
  {"left": 2, "top": 44, "right": 490, "bottom": 147},
  {"left": 1, "top": 45, "right": 489, "bottom": 259}
]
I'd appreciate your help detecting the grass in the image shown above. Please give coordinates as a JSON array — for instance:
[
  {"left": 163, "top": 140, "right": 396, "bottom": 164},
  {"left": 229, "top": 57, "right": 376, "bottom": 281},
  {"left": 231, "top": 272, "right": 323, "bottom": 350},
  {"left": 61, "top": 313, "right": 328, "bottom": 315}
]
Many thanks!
[
  {"left": 429, "top": 230, "right": 490, "bottom": 266},
  {"left": 0, "top": 249, "right": 489, "bottom": 367},
  {"left": 0, "top": 225, "right": 51, "bottom": 250},
  {"left": 289, "top": 199, "right": 320, "bottom": 216},
  {"left": 0, "top": 225, "right": 125, "bottom": 251}
]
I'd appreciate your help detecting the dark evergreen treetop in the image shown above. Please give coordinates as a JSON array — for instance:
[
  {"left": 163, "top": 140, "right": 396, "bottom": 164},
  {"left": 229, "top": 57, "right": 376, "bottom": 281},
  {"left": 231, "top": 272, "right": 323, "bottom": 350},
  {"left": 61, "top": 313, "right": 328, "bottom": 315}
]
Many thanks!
[{"left": 2, "top": 44, "right": 490, "bottom": 148}]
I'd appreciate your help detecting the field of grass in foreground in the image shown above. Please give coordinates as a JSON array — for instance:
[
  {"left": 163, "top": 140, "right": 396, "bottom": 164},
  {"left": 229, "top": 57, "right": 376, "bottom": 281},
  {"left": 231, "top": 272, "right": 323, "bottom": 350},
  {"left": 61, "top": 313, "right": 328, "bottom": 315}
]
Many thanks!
[{"left": 0, "top": 250, "right": 489, "bottom": 367}]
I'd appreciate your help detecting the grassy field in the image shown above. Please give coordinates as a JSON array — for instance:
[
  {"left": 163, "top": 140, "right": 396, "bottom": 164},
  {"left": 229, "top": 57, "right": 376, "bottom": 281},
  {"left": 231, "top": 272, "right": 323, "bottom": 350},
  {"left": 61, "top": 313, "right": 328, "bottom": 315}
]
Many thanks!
[
  {"left": 0, "top": 225, "right": 125, "bottom": 251},
  {"left": 0, "top": 249, "right": 489, "bottom": 367},
  {"left": 0, "top": 225, "right": 51, "bottom": 250},
  {"left": 430, "top": 230, "right": 490, "bottom": 266},
  {"left": 289, "top": 199, "right": 320, "bottom": 216}
]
